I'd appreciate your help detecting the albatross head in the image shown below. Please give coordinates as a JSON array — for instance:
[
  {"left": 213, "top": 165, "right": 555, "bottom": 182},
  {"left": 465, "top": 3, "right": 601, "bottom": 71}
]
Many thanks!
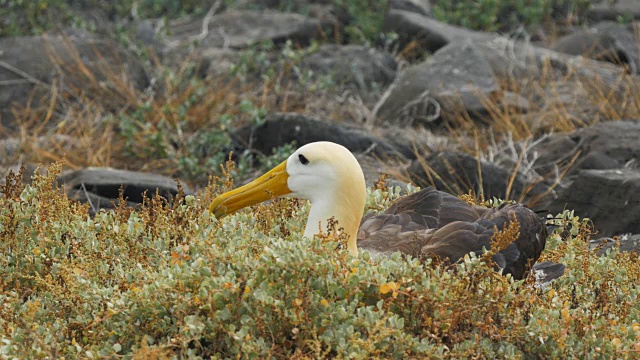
[{"left": 209, "top": 141, "right": 366, "bottom": 255}]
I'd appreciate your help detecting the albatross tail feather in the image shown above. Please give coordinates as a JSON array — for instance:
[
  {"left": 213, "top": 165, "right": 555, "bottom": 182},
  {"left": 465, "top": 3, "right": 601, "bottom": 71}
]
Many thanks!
[{"left": 531, "top": 261, "right": 566, "bottom": 288}]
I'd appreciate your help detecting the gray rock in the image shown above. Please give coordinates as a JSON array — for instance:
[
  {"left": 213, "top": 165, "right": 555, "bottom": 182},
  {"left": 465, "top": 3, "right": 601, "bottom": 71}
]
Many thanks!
[
  {"left": 355, "top": 154, "right": 410, "bottom": 189},
  {"left": 298, "top": 44, "right": 398, "bottom": 90},
  {"left": 406, "top": 151, "right": 555, "bottom": 208},
  {"left": 0, "top": 135, "right": 81, "bottom": 166},
  {"left": 233, "top": 0, "right": 344, "bottom": 26},
  {"left": 165, "top": 10, "right": 331, "bottom": 50},
  {"left": 528, "top": 134, "right": 578, "bottom": 174},
  {"left": 590, "top": 234, "right": 640, "bottom": 256},
  {"left": 135, "top": 19, "right": 158, "bottom": 45},
  {"left": 549, "top": 168, "right": 640, "bottom": 238},
  {"left": 477, "top": 38, "right": 628, "bottom": 87},
  {"left": 375, "top": 32, "right": 630, "bottom": 130},
  {"left": 0, "top": 31, "right": 149, "bottom": 128},
  {"left": 382, "top": 9, "right": 495, "bottom": 53},
  {"left": 193, "top": 44, "right": 398, "bottom": 91},
  {"left": 593, "top": 21, "right": 640, "bottom": 73},
  {"left": 160, "top": 10, "right": 335, "bottom": 77},
  {"left": 499, "top": 91, "right": 530, "bottom": 113},
  {"left": 0, "top": 163, "right": 46, "bottom": 186},
  {"left": 232, "top": 112, "right": 413, "bottom": 160},
  {"left": 531, "top": 120, "right": 640, "bottom": 177},
  {"left": 574, "top": 151, "right": 621, "bottom": 171},
  {"left": 169, "top": 44, "right": 398, "bottom": 90},
  {"left": 390, "top": 0, "right": 431, "bottom": 16},
  {"left": 373, "top": 41, "right": 499, "bottom": 127},
  {"left": 588, "top": 0, "right": 640, "bottom": 22},
  {"left": 72, "top": 8, "right": 116, "bottom": 36},
  {"left": 476, "top": 39, "right": 629, "bottom": 131},
  {"left": 552, "top": 23, "right": 638, "bottom": 73},
  {"left": 58, "top": 168, "right": 193, "bottom": 214},
  {"left": 164, "top": 47, "right": 241, "bottom": 79},
  {"left": 0, "top": 138, "right": 20, "bottom": 161},
  {"left": 67, "top": 188, "right": 140, "bottom": 215},
  {"left": 553, "top": 29, "right": 623, "bottom": 60}
]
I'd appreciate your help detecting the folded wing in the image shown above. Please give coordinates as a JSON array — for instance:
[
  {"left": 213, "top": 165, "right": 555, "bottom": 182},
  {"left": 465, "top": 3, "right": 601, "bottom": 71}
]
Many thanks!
[{"left": 357, "top": 187, "right": 548, "bottom": 280}]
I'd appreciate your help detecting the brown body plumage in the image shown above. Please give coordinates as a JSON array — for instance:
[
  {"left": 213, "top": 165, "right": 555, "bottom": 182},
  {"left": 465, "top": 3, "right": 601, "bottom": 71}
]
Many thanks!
[
  {"left": 210, "top": 141, "right": 555, "bottom": 281},
  {"left": 357, "top": 187, "right": 546, "bottom": 279}
]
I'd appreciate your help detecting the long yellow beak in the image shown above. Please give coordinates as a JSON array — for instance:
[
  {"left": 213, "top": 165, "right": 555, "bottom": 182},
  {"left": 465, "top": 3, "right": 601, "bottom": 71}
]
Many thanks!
[{"left": 209, "top": 160, "right": 291, "bottom": 219}]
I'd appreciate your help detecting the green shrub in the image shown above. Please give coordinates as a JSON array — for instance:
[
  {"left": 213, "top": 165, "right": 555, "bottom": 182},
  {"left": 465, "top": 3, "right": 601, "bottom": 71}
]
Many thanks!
[
  {"left": 0, "top": 0, "right": 213, "bottom": 36},
  {"left": 128, "top": 0, "right": 211, "bottom": 18},
  {"left": 432, "top": 0, "right": 600, "bottom": 32},
  {"left": 1, "top": 164, "right": 639, "bottom": 358},
  {"left": 333, "top": 0, "right": 388, "bottom": 44},
  {"left": 113, "top": 80, "right": 297, "bottom": 184},
  {"left": 0, "top": 0, "right": 73, "bottom": 36}
]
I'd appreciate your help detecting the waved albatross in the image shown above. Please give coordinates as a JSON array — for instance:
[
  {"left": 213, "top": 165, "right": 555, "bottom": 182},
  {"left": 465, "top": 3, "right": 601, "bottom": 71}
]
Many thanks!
[{"left": 210, "top": 141, "right": 562, "bottom": 281}]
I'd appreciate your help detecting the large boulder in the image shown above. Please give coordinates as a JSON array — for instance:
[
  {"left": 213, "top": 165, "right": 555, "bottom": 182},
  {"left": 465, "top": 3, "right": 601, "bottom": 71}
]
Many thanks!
[
  {"left": 160, "top": 10, "right": 334, "bottom": 78},
  {"left": 590, "top": 234, "right": 640, "bottom": 256},
  {"left": 0, "top": 135, "right": 80, "bottom": 166},
  {"left": 58, "top": 168, "right": 193, "bottom": 214},
  {"left": 477, "top": 37, "right": 628, "bottom": 88},
  {"left": 592, "top": 21, "right": 640, "bottom": 73},
  {"left": 406, "top": 151, "right": 555, "bottom": 208},
  {"left": 381, "top": 9, "right": 495, "bottom": 53},
  {"left": 531, "top": 120, "right": 640, "bottom": 177},
  {"left": 165, "top": 10, "right": 332, "bottom": 51},
  {"left": 231, "top": 0, "right": 344, "bottom": 24},
  {"left": 549, "top": 169, "right": 640, "bottom": 238},
  {"left": 297, "top": 44, "right": 398, "bottom": 91},
  {"left": 0, "top": 31, "right": 149, "bottom": 127},
  {"left": 552, "top": 22, "right": 639, "bottom": 73},
  {"left": 232, "top": 112, "right": 413, "bottom": 159},
  {"left": 390, "top": 0, "right": 432, "bottom": 16},
  {"left": 374, "top": 34, "right": 631, "bottom": 131},
  {"left": 588, "top": 0, "right": 640, "bottom": 22},
  {"left": 192, "top": 44, "right": 398, "bottom": 91},
  {"left": 373, "top": 41, "right": 499, "bottom": 127}
]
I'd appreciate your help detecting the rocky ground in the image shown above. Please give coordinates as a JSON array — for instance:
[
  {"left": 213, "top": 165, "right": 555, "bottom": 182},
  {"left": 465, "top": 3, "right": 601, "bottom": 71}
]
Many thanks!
[{"left": 2, "top": 0, "right": 640, "bottom": 249}]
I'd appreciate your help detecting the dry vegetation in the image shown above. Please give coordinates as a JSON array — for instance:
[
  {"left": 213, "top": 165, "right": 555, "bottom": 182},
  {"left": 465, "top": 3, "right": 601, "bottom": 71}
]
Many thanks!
[
  {"left": 1, "top": 38, "right": 339, "bottom": 183},
  {"left": 1, "top": 163, "right": 639, "bottom": 358},
  {"left": 4, "top": 32, "right": 640, "bottom": 195}
]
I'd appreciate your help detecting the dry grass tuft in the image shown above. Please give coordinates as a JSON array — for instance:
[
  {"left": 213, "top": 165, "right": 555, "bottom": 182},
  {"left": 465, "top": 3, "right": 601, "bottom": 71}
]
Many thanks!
[{"left": 1, "top": 37, "right": 351, "bottom": 189}]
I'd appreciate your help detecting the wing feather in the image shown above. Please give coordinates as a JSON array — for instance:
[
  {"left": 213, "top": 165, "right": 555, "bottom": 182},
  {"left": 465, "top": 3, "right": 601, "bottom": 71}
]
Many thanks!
[{"left": 357, "top": 186, "right": 548, "bottom": 279}]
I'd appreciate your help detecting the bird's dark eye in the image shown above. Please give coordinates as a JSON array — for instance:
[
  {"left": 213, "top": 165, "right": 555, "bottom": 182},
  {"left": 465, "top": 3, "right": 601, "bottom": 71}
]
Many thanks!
[{"left": 298, "top": 154, "right": 309, "bottom": 165}]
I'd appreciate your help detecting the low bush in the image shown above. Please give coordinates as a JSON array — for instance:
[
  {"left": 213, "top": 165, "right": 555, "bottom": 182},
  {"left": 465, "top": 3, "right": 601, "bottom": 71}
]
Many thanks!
[
  {"left": 1, "top": 163, "right": 639, "bottom": 358},
  {"left": 0, "top": 0, "right": 213, "bottom": 36},
  {"left": 432, "top": 0, "right": 603, "bottom": 33}
]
